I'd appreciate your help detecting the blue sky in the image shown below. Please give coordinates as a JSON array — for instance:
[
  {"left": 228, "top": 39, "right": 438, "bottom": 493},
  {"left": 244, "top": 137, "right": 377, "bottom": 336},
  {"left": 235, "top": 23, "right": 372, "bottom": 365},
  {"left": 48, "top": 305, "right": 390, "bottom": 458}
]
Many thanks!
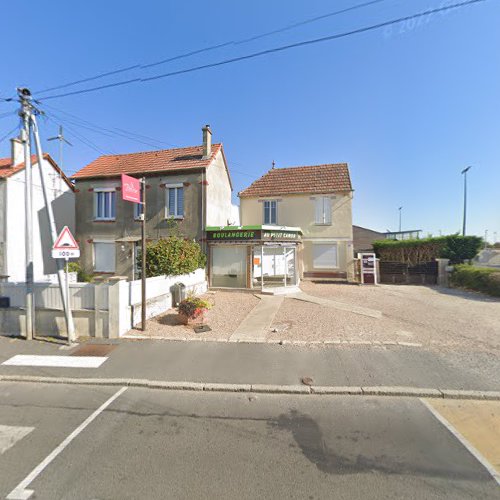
[{"left": 1, "top": 0, "right": 498, "bottom": 240}]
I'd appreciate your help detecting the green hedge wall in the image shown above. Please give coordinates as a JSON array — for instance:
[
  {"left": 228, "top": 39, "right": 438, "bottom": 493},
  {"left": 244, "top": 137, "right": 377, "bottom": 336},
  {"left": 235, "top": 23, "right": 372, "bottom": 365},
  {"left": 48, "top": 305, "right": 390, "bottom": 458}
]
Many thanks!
[
  {"left": 450, "top": 265, "right": 500, "bottom": 297},
  {"left": 372, "top": 235, "right": 483, "bottom": 265}
]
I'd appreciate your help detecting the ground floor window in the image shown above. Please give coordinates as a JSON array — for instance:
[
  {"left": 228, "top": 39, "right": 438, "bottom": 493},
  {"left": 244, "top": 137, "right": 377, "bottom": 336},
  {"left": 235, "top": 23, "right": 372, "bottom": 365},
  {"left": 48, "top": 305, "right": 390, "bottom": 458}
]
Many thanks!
[
  {"left": 94, "top": 242, "right": 116, "bottom": 272},
  {"left": 313, "top": 243, "right": 338, "bottom": 269},
  {"left": 211, "top": 246, "right": 247, "bottom": 288}
]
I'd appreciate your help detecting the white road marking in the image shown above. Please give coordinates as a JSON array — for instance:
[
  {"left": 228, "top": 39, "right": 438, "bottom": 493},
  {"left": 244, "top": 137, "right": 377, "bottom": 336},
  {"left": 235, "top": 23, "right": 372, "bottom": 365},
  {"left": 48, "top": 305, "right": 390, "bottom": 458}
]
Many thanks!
[
  {"left": 6, "top": 386, "right": 127, "bottom": 500},
  {"left": 0, "top": 425, "right": 34, "bottom": 454},
  {"left": 421, "top": 399, "right": 500, "bottom": 486},
  {"left": 2, "top": 355, "right": 107, "bottom": 368}
]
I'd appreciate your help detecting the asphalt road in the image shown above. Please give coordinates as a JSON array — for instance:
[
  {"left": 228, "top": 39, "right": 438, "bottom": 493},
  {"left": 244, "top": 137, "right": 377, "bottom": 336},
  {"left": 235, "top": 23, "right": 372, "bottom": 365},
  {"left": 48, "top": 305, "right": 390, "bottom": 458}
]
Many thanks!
[
  {"left": 0, "top": 337, "right": 499, "bottom": 391},
  {"left": 0, "top": 382, "right": 498, "bottom": 499}
]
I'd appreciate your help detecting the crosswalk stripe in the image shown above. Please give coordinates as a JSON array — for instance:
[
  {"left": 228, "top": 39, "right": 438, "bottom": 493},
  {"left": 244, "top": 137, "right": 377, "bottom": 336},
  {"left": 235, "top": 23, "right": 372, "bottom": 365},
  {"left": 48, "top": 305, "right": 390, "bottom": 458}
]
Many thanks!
[{"left": 2, "top": 355, "right": 107, "bottom": 368}]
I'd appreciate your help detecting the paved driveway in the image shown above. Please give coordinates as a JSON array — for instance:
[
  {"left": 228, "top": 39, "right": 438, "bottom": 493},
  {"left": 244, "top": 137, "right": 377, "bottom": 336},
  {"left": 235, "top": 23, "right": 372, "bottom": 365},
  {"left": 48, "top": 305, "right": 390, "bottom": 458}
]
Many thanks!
[{"left": 270, "top": 282, "right": 500, "bottom": 353}]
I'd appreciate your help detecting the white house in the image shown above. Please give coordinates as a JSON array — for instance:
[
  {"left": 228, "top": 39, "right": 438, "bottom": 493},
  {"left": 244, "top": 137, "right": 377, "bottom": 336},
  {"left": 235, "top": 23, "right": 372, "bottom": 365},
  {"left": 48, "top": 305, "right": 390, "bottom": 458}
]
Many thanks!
[{"left": 0, "top": 136, "right": 75, "bottom": 282}]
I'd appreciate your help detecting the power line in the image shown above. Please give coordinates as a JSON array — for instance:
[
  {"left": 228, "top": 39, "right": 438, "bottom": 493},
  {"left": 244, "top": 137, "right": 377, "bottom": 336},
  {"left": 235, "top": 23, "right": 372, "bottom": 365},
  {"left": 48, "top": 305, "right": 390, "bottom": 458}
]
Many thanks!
[
  {"left": 34, "top": 0, "right": 391, "bottom": 97},
  {"left": 0, "top": 125, "right": 19, "bottom": 145},
  {"left": 37, "top": 0, "right": 486, "bottom": 102}
]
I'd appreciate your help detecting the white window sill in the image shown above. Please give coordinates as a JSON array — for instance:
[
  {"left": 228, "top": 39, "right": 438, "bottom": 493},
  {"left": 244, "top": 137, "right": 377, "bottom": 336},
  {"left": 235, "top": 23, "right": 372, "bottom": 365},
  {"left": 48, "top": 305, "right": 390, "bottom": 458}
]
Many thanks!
[{"left": 166, "top": 216, "right": 184, "bottom": 220}]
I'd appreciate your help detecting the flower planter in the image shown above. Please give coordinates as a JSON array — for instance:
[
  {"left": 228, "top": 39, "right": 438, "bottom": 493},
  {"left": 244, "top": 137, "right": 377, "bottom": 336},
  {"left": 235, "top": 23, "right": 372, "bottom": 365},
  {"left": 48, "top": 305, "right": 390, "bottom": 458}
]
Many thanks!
[{"left": 178, "top": 309, "right": 207, "bottom": 327}]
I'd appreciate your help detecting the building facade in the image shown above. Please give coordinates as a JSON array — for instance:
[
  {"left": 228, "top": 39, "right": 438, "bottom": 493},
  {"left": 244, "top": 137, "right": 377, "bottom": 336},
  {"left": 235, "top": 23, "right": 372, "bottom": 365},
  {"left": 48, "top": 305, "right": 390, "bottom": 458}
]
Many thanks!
[
  {"left": 239, "top": 164, "right": 354, "bottom": 281},
  {"left": 0, "top": 138, "right": 75, "bottom": 282},
  {"left": 72, "top": 126, "right": 236, "bottom": 279}
]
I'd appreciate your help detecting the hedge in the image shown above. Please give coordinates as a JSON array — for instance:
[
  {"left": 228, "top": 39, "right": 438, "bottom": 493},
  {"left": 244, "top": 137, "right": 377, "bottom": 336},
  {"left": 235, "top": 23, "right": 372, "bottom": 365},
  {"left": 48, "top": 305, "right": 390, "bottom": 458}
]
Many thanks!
[
  {"left": 138, "top": 236, "right": 207, "bottom": 278},
  {"left": 450, "top": 265, "right": 500, "bottom": 297},
  {"left": 372, "top": 235, "right": 482, "bottom": 265}
]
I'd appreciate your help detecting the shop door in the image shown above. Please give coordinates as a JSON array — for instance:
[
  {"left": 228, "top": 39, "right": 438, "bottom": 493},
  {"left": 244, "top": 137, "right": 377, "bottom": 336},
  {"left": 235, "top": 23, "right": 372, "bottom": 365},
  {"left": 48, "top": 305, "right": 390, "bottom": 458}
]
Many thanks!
[{"left": 211, "top": 246, "right": 247, "bottom": 288}]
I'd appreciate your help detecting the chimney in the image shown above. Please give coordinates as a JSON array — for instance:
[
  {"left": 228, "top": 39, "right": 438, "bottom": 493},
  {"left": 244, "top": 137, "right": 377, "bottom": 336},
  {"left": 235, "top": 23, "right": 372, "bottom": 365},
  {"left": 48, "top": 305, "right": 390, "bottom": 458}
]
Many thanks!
[
  {"left": 202, "top": 124, "right": 212, "bottom": 159},
  {"left": 10, "top": 131, "right": 25, "bottom": 167}
]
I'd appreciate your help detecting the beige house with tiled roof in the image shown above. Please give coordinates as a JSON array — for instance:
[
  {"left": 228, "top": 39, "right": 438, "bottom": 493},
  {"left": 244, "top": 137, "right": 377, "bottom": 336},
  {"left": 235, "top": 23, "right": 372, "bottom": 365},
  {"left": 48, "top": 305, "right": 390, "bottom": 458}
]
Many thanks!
[
  {"left": 239, "top": 163, "right": 354, "bottom": 281},
  {"left": 72, "top": 126, "right": 236, "bottom": 279}
]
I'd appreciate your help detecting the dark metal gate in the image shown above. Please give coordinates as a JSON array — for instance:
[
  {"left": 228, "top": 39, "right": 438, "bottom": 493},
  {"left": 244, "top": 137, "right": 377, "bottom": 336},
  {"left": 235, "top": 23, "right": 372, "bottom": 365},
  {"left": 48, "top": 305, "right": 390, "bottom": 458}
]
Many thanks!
[{"left": 379, "top": 261, "right": 438, "bottom": 285}]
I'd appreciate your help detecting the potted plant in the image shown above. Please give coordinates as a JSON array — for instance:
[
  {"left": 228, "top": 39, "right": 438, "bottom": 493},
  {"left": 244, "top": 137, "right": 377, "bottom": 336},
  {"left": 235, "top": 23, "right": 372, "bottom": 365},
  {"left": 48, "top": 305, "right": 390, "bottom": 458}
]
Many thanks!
[{"left": 178, "top": 296, "right": 212, "bottom": 326}]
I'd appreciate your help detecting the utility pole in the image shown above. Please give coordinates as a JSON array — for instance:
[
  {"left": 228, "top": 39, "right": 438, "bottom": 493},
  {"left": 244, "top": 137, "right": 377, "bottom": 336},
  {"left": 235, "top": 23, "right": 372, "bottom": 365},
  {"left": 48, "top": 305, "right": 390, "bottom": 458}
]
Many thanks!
[
  {"left": 484, "top": 229, "right": 488, "bottom": 249},
  {"left": 17, "top": 87, "right": 75, "bottom": 342},
  {"left": 398, "top": 206, "right": 403, "bottom": 233},
  {"left": 18, "top": 89, "right": 34, "bottom": 340},
  {"left": 141, "top": 177, "right": 147, "bottom": 331},
  {"left": 461, "top": 166, "right": 472, "bottom": 236},
  {"left": 47, "top": 125, "right": 72, "bottom": 193}
]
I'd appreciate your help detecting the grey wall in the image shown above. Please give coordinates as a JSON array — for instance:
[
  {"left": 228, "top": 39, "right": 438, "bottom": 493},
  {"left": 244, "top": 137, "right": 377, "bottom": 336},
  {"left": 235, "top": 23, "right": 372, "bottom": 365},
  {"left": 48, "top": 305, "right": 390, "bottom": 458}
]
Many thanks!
[
  {"left": 75, "top": 171, "right": 205, "bottom": 278},
  {"left": 0, "top": 181, "right": 6, "bottom": 276}
]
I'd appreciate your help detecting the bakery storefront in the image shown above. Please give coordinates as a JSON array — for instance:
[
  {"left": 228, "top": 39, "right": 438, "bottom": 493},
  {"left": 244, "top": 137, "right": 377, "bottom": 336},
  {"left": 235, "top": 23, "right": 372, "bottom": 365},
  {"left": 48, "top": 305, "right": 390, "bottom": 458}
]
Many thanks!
[{"left": 206, "top": 225, "right": 302, "bottom": 291}]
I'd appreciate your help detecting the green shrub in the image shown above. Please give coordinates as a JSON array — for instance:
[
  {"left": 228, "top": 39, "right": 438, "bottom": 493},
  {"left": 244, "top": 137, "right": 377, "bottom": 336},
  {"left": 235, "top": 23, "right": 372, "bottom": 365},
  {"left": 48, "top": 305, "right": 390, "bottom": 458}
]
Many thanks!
[
  {"left": 373, "top": 235, "right": 483, "bottom": 265},
  {"left": 65, "top": 261, "right": 93, "bottom": 283},
  {"left": 450, "top": 265, "right": 500, "bottom": 297},
  {"left": 139, "top": 236, "right": 207, "bottom": 277}
]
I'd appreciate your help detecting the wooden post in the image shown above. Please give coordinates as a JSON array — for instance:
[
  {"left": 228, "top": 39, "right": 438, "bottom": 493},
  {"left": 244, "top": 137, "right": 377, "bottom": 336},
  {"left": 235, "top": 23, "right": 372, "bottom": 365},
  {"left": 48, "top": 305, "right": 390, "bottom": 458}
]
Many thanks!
[{"left": 141, "top": 178, "right": 147, "bottom": 331}]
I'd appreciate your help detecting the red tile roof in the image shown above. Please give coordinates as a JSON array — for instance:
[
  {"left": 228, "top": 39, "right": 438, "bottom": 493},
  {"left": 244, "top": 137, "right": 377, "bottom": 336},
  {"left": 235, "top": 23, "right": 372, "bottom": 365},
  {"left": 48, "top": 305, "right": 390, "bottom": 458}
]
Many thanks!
[
  {"left": 71, "top": 143, "right": 223, "bottom": 180},
  {"left": 0, "top": 154, "right": 74, "bottom": 190},
  {"left": 238, "top": 163, "right": 352, "bottom": 198}
]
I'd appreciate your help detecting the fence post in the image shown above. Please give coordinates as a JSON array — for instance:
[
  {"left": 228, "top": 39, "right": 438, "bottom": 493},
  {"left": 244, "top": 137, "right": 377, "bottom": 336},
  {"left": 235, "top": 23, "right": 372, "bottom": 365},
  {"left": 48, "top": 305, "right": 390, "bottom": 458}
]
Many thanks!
[
  {"left": 93, "top": 281, "right": 107, "bottom": 339},
  {"left": 436, "top": 258, "right": 450, "bottom": 287}
]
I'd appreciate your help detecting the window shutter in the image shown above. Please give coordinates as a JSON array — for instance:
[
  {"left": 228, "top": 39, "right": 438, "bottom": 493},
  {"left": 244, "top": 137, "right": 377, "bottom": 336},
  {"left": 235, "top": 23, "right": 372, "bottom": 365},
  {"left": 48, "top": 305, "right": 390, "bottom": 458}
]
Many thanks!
[
  {"left": 168, "top": 188, "right": 176, "bottom": 216},
  {"left": 323, "top": 197, "right": 332, "bottom": 224},
  {"left": 177, "top": 187, "right": 184, "bottom": 216},
  {"left": 313, "top": 244, "right": 338, "bottom": 269},
  {"left": 315, "top": 198, "right": 323, "bottom": 224}
]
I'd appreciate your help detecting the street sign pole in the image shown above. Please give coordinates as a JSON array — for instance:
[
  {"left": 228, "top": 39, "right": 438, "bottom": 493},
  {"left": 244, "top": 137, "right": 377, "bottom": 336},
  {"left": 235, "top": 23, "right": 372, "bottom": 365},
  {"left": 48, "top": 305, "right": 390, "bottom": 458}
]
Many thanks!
[{"left": 141, "top": 177, "right": 147, "bottom": 331}]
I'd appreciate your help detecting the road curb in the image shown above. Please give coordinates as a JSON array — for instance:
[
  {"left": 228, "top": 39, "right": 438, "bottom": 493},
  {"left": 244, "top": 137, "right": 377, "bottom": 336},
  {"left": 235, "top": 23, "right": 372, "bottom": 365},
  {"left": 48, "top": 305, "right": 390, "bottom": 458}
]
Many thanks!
[{"left": 0, "top": 375, "right": 498, "bottom": 400}]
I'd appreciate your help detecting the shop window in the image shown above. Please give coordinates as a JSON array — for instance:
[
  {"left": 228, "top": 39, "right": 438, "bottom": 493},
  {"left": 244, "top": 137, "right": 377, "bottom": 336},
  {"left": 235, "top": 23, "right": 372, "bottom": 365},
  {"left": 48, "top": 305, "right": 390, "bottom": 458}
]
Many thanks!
[
  {"left": 313, "top": 243, "right": 337, "bottom": 269},
  {"left": 263, "top": 200, "right": 277, "bottom": 225},
  {"left": 94, "top": 242, "right": 116, "bottom": 272}
]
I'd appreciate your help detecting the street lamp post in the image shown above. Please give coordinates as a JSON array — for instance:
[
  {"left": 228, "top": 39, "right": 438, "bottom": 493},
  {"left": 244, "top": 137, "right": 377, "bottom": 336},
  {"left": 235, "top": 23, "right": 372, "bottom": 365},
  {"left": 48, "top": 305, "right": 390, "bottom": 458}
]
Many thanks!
[
  {"left": 398, "top": 206, "right": 403, "bottom": 233},
  {"left": 461, "top": 166, "right": 472, "bottom": 236}
]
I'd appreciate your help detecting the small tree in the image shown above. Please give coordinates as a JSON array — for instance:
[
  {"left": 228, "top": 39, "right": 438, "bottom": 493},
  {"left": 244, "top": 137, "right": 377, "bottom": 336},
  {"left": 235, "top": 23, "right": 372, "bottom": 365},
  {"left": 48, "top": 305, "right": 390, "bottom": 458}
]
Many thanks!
[{"left": 138, "top": 236, "right": 206, "bottom": 277}]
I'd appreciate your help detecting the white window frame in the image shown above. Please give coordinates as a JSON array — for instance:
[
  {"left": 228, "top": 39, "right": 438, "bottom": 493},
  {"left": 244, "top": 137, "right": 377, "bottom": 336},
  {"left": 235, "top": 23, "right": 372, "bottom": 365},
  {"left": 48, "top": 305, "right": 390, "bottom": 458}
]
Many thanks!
[
  {"left": 165, "top": 183, "right": 184, "bottom": 219},
  {"left": 94, "top": 188, "right": 116, "bottom": 221},
  {"left": 314, "top": 196, "right": 333, "bottom": 225},
  {"left": 263, "top": 200, "right": 278, "bottom": 225},
  {"left": 312, "top": 242, "right": 338, "bottom": 269},
  {"left": 93, "top": 240, "right": 116, "bottom": 273}
]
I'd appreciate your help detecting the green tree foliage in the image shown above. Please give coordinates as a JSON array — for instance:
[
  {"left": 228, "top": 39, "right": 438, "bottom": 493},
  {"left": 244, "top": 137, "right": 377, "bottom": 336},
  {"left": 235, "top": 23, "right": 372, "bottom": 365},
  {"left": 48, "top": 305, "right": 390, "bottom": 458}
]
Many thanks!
[
  {"left": 451, "top": 265, "right": 500, "bottom": 297},
  {"left": 139, "top": 236, "right": 207, "bottom": 277},
  {"left": 372, "top": 235, "right": 483, "bottom": 265}
]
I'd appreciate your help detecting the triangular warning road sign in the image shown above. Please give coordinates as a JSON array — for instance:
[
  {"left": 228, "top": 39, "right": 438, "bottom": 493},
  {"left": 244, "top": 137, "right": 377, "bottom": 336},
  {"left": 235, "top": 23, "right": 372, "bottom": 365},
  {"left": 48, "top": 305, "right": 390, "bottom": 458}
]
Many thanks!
[{"left": 53, "top": 226, "right": 79, "bottom": 250}]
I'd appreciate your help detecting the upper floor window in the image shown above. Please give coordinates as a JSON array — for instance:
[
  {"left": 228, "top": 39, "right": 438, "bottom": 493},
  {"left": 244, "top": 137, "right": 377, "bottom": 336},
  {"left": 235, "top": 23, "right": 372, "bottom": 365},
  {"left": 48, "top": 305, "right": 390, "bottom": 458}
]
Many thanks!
[
  {"left": 166, "top": 185, "right": 184, "bottom": 218},
  {"left": 263, "top": 200, "right": 277, "bottom": 225},
  {"left": 94, "top": 189, "right": 116, "bottom": 221},
  {"left": 314, "top": 196, "right": 332, "bottom": 225}
]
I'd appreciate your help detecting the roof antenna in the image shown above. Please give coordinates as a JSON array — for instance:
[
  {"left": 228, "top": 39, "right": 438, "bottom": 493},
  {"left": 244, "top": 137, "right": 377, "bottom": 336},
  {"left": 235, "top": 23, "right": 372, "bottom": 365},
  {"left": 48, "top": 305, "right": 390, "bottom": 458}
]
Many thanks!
[
  {"left": 272, "top": 160, "right": 275, "bottom": 169},
  {"left": 47, "top": 125, "right": 72, "bottom": 193}
]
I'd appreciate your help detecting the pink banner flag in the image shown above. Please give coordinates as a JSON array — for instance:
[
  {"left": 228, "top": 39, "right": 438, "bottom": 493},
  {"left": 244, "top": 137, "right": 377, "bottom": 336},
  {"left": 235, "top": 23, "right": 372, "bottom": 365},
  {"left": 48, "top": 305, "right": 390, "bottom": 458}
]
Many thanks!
[{"left": 121, "top": 174, "right": 141, "bottom": 203}]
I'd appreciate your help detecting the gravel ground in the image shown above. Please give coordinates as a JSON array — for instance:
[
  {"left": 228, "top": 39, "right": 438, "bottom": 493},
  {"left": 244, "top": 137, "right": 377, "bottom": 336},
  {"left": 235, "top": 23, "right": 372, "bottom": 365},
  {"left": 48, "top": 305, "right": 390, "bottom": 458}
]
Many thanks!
[
  {"left": 268, "top": 282, "right": 500, "bottom": 353},
  {"left": 128, "top": 290, "right": 259, "bottom": 341}
]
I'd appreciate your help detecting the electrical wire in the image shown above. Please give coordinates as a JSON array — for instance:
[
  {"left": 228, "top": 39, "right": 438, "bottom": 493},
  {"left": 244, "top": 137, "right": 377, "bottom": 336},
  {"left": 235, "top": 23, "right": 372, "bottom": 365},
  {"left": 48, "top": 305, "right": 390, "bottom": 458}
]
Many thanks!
[
  {"left": 0, "top": 125, "right": 20, "bottom": 145},
  {"left": 37, "top": 0, "right": 487, "bottom": 102},
  {"left": 34, "top": 0, "right": 391, "bottom": 96}
]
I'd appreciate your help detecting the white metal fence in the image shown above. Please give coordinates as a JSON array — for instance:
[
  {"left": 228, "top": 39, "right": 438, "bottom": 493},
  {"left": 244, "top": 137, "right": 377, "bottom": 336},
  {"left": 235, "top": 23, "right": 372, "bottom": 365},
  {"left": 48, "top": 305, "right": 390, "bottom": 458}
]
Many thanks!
[{"left": 0, "top": 268, "right": 207, "bottom": 338}]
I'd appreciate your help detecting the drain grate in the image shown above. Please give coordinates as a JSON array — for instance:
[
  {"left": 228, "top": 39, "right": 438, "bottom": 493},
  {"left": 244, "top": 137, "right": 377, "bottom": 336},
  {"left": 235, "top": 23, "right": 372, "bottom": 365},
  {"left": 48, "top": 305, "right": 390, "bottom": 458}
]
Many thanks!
[
  {"left": 71, "top": 344, "right": 117, "bottom": 357},
  {"left": 193, "top": 325, "right": 212, "bottom": 334}
]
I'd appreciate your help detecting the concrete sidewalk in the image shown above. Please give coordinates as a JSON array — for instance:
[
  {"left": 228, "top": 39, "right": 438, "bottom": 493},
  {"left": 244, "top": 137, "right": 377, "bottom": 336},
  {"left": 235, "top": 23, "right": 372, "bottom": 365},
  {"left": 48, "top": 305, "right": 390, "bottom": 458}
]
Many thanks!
[{"left": 0, "top": 337, "right": 498, "bottom": 392}]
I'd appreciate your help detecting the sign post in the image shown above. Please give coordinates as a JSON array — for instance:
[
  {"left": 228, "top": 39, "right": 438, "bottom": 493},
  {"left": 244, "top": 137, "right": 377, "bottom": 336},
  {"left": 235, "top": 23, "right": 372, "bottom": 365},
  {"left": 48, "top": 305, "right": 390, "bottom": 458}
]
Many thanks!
[
  {"left": 358, "top": 252, "right": 378, "bottom": 285},
  {"left": 52, "top": 226, "right": 80, "bottom": 344},
  {"left": 121, "top": 174, "right": 147, "bottom": 331}
]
